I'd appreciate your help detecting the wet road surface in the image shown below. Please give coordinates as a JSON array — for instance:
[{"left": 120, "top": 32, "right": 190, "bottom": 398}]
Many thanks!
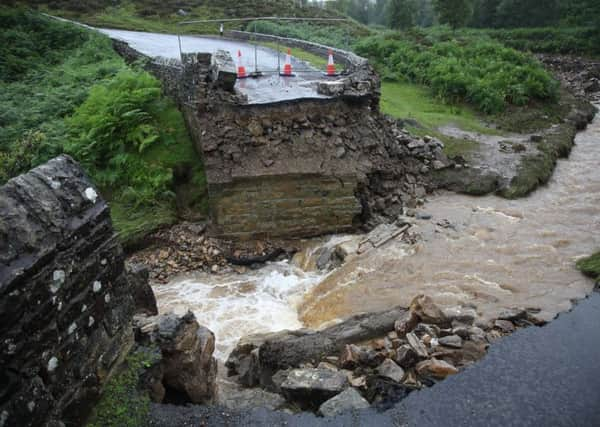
[{"left": 99, "top": 28, "right": 330, "bottom": 104}]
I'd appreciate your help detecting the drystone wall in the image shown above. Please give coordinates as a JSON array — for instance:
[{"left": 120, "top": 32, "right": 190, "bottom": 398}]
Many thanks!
[{"left": 0, "top": 156, "right": 135, "bottom": 427}]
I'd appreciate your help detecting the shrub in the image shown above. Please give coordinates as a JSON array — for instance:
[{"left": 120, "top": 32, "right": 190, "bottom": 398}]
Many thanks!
[
  {"left": 355, "top": 32, "right": 559, "bottom": 114},
  {"left": 66, "top": 69, "right": 174, "bottom": 207}
]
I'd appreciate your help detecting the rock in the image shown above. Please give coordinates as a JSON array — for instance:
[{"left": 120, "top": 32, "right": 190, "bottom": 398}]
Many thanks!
[
  {"left": 394, "top": 310, "right": 419, "bottom": 338},
  {"left": 126, "top": 264, "right": 158, "bottom": 315},
  {"left": 443, "top": 307, "right": 476, "bottom": 325},
  {"left": 280, "top": 368, "right": 349, "bottom": 409},
  {"left": 406, "top": 332, "right": 428, "bottom": 358},
  {"left": 318, "top": 388, "right": 370, "bottom": 417},
  {"left": 247, "top": 120, "right": 264, "bottom": 137},
  {"left": 432, "top": 160, "right": 446, "bottom": 170},
  {"left": 365, "top": 376, "right": 411, "bottom": 410},
  {"left": 410, "top": 295, "right": 449, "bottom": 326},
  {"left": 377, "top": 359, "right": 405, "bottom": 383},
  {"left": 452, "top": 325, "right": 471, "bottom": 340},
  {"left": 498, "top": 308, "right": 527, "bottom": 321},
  {"left": 438, "top": 335, "right": 463, "bottom": 349},
  {"left": 154, "top": 311, "right": 217, "bottom": 403},
  {"left": 217, "top": 381, "right": 285, "bottom": 410},
  {"left": 583, "top": 79, "right": 600, "bottom": 93},
  {"left": 416, "top": 358, "right": 459, "bottom": 379},
  {"left": 530, "top": 134, "right": 544, "bottom": 142},
  {"left": 256, "top": 306, "right": 408, "bottom": 383},
  {"left": 394, "top": 345, "right": 419, "bottom": 369},
  {"left": 340, "top": 344, "right": 363, "bottom": 369},
  {"left": 210, "top": 50, "right": 236, "bottom": 91},
  {"left": 494, "top": 319, "right": 515, "bottom": 333}
]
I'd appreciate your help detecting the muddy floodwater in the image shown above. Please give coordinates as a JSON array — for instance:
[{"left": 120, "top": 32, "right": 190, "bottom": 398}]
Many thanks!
[{"left": 154, "top": 108, "right": 599, "bottom": 359}]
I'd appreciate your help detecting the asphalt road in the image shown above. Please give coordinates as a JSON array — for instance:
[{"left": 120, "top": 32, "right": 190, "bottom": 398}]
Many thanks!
[
  {"left": 149, "top": 292, "right": 600, "bottom": 426},
  {"left": 99, "top": 29, "right": 329, "bottom": 104}
]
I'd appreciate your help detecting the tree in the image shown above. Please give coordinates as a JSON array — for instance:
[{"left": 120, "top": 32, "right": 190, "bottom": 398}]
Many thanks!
[
  {"left": 495, "top": 0, "right": 560, "bottom": 28},
  {"left": 387, "top": 0, "right": 416, "bottom": 30},
  {"left": 433, "top": 0, "right": 473, "bottom": 29}
]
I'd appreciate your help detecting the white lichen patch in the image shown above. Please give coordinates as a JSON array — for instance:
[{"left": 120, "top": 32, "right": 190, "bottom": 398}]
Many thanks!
[
  {"left": 81, "top": 304, "right": 87, "bottom": 312},
  {"left": 104, "top": 293, "right": 111, "bottom": 304},
  {"left": 0, "top": 410, "right": 8, "bottom": 427},
  {"left": 92, "top": 281, "right": 102, "bottom": 293},
  {"left": 68, "top": 322, "right": 77, "bottom": 335},
  {"left": 84, "top": 187, "right": 98, "bottom": 203},
  {"left": 47, "top": 356, "right": 58, "bottom": 373},
  {"left": 57, "top": 301, "right": 63, "bottom": 311},
  {"left": 101, "top": 258, "right": 107, "bottom": 266},
  {"left": 51, "top": 270, "right": 65, "bottom": 294},
  {"left": 49, "top": 179, "right": 61, "bottom": 189},
  {"left": 27, "top": 401, "right": 35, "bottom": 413},
  {"left": 88, "top": 316, "right": 95, "bottom": 327}
]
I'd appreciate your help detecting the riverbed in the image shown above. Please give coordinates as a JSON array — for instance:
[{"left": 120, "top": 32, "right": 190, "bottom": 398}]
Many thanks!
[{"left": 153, "top": 107, "right": 599, "bottom": 360}]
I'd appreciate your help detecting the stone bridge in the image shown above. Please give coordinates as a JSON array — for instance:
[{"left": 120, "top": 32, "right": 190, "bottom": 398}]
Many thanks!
[{"left": 113, "top": 32, "right": 445, "bottom": 239}]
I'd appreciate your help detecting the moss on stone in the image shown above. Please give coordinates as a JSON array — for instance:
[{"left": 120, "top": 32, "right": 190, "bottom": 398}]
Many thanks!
[{"left": 87, "top": 347, "right": 160, "bottom": 427}]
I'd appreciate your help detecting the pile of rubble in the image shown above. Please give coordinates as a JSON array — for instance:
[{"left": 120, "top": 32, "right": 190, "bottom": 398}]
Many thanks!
[
  {"left": 126, "top": 222, "right": 295, "bottom": 283},
  {"left": 224, "top": 295, "right": 542, "bottom": 416},
  {"left": 537, "top": 54, "right": 600, "bottom": 102}
]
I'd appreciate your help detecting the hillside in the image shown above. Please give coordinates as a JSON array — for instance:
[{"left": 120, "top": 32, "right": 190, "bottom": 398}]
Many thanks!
[{"left": 13, "top": 0, "right": 349, "bottom": 34}]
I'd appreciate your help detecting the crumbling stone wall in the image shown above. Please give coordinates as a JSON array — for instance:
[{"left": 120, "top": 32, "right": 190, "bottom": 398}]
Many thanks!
[
  {"left": 0, "top": 156, "right": 135, "bottom": 426},
  {"left": 110, "top": 39, "right": 448, "bottom": 239}
]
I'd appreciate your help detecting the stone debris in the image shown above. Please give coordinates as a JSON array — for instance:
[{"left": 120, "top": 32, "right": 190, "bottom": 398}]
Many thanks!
[
  {"left": 280, "top": 368, "right": 349, "bottom": 409},
  {"left": 415, "top": 358, "right": 459, "bottom": 379},
  {"left": 224, "top": 294, "right": 534, "bottom": 415},
  {"left": 127, "top": 222, "right": 291, "bottom": 283},
  {"left": 318, "top": 388, "right": 370, "bottom": 417},
  {"left": 377, "top": 359, "right": 405, "bottom": 383}
]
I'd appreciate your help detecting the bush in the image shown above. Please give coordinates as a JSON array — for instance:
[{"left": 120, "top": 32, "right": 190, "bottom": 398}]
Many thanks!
[
  {"left": 355, "top": 32, "right": 559, "bottom": 114},
  {"left": 66, "top": 69, "right": 174, "bottom": 207}
]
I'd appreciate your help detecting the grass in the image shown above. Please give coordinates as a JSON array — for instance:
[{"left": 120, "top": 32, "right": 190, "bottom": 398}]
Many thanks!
[
  {"left": 87, "top": 347, "right": 160, "bottom": 427},
  {"left": 1, "top": 8, "right": 208, "bottom": 247},
  {"left": 381, "top": 81, "right": 493, "bottom": 133}
]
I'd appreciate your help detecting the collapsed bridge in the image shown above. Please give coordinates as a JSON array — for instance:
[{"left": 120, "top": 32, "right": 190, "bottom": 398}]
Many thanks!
[{"left": 110, "top": 29, "right": 450, "bottom": 239}]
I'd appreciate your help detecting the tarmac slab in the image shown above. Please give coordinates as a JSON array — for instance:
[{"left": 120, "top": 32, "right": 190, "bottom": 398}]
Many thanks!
[{"left": 100, "top": 28, "right": 331, "bottom": 104}]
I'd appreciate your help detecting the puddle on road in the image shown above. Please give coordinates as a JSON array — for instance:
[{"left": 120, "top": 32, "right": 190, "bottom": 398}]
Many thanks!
[{"left": 153, "top": 107, "right": 599, "bottom": 360}]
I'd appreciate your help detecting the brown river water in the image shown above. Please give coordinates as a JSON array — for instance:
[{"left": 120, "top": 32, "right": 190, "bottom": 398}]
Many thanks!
[{"left": 154, "top": 108, "right": 599, "bottom": 359}]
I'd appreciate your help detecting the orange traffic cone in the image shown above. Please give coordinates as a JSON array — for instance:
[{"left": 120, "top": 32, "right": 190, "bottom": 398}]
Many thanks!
[
  {"left": 325, "top": 49, "right": 339, "bottom": 76},
  {"left": 280, "top": 48, "right": 295, "bottom": 77},
  {"left": 237, "top": 50, "right": 248, "bottom": 79}
]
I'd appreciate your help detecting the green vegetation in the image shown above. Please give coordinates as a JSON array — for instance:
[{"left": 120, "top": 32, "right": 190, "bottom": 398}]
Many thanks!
[
  {"left": 468, "top": 27, "right": 600, "bottom": 57},
  {"left": 87, "top": 347, "right": 160, "bottom": 427},
  {"left": 577, "top": 253, "right": 600, "bottom": 283},
  {"left": 1, "top": 8, "right": 207, "bottom": 244},
  {"left": 355, "top": 31, "right": 559, "bottom": 114},
  {"left": 21, "top": 0, "right": 344, "bottom": 35},
  {"left": 380, "top": 81, "right": 490, "bottom": 132},
  {"left": 250, "top": 19, "right": 368, "bottom": 50}
]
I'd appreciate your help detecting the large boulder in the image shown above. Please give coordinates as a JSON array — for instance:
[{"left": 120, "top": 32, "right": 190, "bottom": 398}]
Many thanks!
[
  {"left": 280, "top": 368, "right": 349, "bottom": 409},
  {"left": 135, "top": 311, "right": 217, "bottom": 403}
]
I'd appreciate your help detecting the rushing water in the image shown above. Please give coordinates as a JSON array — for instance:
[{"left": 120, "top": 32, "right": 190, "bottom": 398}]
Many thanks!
[{"left": 154, "top": 108, "right": 599, "bottom": 359}]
